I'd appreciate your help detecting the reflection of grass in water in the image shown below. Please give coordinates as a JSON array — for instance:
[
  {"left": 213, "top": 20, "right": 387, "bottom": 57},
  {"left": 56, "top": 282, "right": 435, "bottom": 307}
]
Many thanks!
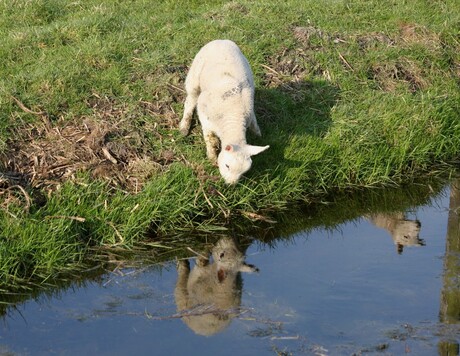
[
  {"left": 247, "top": 176, "right": 448, "bottom": 242},
  {"left": 248, "top": 326, "right": 281, "bottom": 338}
]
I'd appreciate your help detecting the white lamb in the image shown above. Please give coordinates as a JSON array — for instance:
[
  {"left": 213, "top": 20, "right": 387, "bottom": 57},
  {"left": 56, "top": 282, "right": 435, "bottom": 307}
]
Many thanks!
[
  {"left": 174, "top": 237, "right": 259, "bottom": 336},
  {"left": 368, "top": 212, "right": 424, "bottom": 254},
  {"left": 179, "top": 39, "right": 269, "bottom": 184}
]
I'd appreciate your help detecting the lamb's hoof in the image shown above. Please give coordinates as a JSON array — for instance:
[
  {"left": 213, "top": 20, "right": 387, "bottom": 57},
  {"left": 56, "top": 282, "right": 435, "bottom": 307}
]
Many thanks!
[
  {"left": 177, "top": 259, "right": 190, "bottom": 271},
  {"left": 196, "top": 256, "right": 210, "bottom": 267},
  {"left": 207, "top": 156, "right": 218, "bottom": 166},
  {"left": 179, "top": 120, "right": 191, "bottom": 136}
]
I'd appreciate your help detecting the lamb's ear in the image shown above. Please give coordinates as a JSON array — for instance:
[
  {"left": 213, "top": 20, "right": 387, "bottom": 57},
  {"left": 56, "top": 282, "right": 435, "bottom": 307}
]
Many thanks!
[
  {"left": 239, "top": 263, "right": 259, "bottom": 273},
  {"left": 244, "top": 145, "right": 269, "bottom": 156}
]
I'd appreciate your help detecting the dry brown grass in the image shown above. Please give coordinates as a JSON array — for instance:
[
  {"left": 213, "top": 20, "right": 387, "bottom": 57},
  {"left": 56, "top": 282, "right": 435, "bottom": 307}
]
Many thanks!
[
  {"left": 1, "top": 94, "right": 180, "bottom": 195},
  {"left": 369, "top": 59, "right": 428, "bottom": 93},
  {"left": 261, "top": 26, "right": 334, "bottom": 102},
  {"left": 398, "top": 23, "right": 442, "bottom": 51}
]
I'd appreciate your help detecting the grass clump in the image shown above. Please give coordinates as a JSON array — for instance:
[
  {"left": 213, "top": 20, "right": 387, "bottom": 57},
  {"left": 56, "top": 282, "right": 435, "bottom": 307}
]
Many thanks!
[{"left": 0, "top": 0, "right": 459, "bottom": 289}]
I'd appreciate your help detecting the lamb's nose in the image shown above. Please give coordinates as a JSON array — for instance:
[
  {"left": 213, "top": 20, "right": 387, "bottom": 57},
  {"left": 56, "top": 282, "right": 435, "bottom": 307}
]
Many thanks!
[{"left": 225, "top": 177, "right": 239, "bottom": 185}]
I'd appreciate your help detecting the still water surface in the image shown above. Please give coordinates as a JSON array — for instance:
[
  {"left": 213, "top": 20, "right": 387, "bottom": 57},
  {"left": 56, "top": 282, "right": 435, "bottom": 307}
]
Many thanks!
[{"left": 1, "top": 182, "right": 459, "bottom": 355}]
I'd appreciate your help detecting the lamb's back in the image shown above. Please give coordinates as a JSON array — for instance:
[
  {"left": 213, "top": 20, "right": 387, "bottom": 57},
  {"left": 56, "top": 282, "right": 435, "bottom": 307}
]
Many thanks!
[{"left": 195, "top": 40, "right": 253, "bottom": 92}]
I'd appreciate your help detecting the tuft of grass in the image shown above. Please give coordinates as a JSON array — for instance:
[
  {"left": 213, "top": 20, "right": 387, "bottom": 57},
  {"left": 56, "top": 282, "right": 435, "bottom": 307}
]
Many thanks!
[{"left": 0, "top": 0, "right": 459, "bottom": 289}]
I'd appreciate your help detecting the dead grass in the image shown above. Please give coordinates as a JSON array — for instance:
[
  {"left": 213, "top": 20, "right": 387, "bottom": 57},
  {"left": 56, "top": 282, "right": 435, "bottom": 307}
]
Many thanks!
[
  {"left": 0, "top": 78, "right": 220, "bottom": 213},
  {"left": 354, "top": 24, "right": 444, "bottom": 93},
  {"left": 1, "top": 94, "right": 180, "bottom": 195},
  {"left": 357, "top": 32, "right": 395, "bottom": 50},
  {"left": 369, "top": 59, "right": 428, "bottom": 93},
  {"left": 356, "top": 23, "right": 442, "bottom": 52},
  {"left": 262, "top": 24, "right": 415, "bottom": 104},
  {"left": 0, "top": 183, "right": 32, "bottom": 215},
  {"left": 398, "top": 23, "right": 442, "bottom": 51},
  {"left": 261, "top": 26, "right": 335, "bottom": 101}
]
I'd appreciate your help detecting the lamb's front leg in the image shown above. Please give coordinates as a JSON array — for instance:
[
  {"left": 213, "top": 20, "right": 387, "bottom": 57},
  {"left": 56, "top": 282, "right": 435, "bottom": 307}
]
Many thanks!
[
  {"left": 174, "top": 259, "right": 190, "bottom": 311},
  {"left": 203, "top": 129, "right": 220, "bottom": 165},
  {"left": 179, "top": 89, "right": 199, "bottom": 136}
]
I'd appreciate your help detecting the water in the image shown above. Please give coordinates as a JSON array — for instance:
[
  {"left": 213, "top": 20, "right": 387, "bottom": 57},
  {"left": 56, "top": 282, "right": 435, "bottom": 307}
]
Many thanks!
[{"left": 1, "top": 181, "right": 459, "bottom": 355}]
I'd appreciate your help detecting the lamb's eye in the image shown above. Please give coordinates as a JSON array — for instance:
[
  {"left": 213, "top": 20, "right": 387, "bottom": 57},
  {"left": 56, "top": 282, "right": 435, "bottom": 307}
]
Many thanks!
[{"left": 225, "top": 164, "right": 230, "bottom": 169}]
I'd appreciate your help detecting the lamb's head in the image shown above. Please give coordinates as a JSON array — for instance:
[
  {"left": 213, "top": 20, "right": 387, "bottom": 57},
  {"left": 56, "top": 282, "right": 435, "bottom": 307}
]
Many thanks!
[
  {"left": 369, "top": 213, "right": 424, "bottom": 254},
  {"left": 212, "top": 237, "right": 259, "bottom": 283},
  {"left": 392, "top": 219, "right": 424, "bottom": 254},
  {"left": 217, "top": 144, "right": 269, "bottom": 184}
]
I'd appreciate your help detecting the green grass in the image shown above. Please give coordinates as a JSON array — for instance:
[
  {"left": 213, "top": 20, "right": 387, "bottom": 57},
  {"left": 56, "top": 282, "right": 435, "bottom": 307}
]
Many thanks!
[{"left": 0, "top": 0, "right": 459, "bottom": 290}]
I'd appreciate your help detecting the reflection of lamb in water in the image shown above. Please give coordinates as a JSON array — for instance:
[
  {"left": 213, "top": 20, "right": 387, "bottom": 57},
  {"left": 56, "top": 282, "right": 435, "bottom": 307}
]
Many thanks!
[
  {"left": 174, "top": 237, "right": 258, "bottom": 336},
  {"left": 368, "top": 212, "right": 425, "bottom": 254}
]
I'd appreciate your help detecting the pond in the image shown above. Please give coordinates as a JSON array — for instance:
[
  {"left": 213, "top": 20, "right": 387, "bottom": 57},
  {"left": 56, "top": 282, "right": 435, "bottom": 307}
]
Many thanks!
[{"left": 1, "top": 180, "right": 459, "bottom": 355}]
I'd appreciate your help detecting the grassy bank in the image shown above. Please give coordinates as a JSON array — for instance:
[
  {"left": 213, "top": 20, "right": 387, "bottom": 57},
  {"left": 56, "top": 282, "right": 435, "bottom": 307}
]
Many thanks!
[
  {"left": 0, "top": 176, "right": 447, "bottom": 313},
  {"left": 1, "top": 0, "right": 459, "bottom": 289}
]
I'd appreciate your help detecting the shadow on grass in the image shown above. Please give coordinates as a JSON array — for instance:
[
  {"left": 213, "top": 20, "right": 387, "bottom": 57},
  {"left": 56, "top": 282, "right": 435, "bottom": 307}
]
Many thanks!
[{"left": 249, "top": 79, "right": 340, "bottom": 176}]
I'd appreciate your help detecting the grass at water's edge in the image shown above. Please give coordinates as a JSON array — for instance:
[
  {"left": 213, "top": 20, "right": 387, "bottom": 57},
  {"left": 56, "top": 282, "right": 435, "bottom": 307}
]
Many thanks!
[
  {"left": 0, "top": 0, "right": 459, "bottom": 290},
  {"left": 0, "top": 174, "right": 451, "bottom": 311}
]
